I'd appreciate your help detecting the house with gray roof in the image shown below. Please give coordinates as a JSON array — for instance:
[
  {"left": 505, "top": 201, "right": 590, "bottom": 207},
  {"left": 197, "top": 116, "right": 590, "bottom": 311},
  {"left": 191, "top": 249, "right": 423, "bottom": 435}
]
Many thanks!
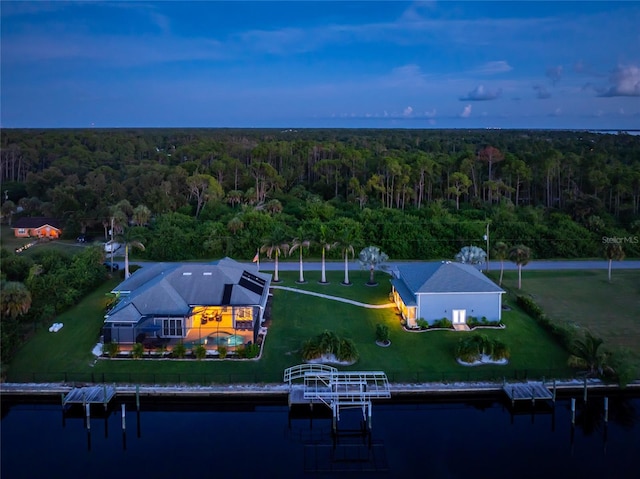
[
  {"left": 102, "top": 257, "right": 272, "bottom": 349},
  {"left": 390, "top": 261, "right": 504, "bottom": 328}
]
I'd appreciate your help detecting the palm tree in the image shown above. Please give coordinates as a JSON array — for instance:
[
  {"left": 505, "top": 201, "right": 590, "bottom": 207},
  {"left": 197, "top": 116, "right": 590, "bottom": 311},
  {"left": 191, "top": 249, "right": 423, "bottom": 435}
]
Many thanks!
[
  {"left": 603, "top": 241, "right": 625, "bottom": 283},
  {"left": 132, "top": 204, "right": 151, "bottom": 226},
  {"left": 455, "top": 246, "right": 486, "bottom": 269},
  {"left": 492, "top": 241, "right": 509, "bottom": 285},
  {"left": 568, "top": 330, "right": 608, "bottom": 377},
  {"left": 289, "top": 229, "right": 311, "bottom": 284},
  {"left": 260, "top": 228, "right": 290, "bottom": 283},
  {"left": 0, "top": 281, "right": 32, "bottom": 320},
  {"left": 316, "top": 224, "right": 337, "bottom": 284},
  {"left": 336, "top": 226, "right": 356, "bottom": 286},
  {"left": 508, "top": 244, "right": 531, "bottom": 290},
  {"left": 116, "top": 227, "right": 146, "bottom": 279},
  {"left": 358, "top": 245, "right": 389, "bottom": 286}
]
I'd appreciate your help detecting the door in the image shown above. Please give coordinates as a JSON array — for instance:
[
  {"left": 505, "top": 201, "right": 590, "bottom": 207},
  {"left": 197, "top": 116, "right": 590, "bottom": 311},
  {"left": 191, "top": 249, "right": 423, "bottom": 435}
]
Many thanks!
[{"left": 452, "top": 309, "right": 466, "bottom": 325}]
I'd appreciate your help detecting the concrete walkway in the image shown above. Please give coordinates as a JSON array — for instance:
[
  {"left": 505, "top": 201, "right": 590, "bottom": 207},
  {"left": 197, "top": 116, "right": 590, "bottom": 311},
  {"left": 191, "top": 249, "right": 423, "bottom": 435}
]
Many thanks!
[{"left": 270, "top": 285, "right": 395, "bottom": 309}]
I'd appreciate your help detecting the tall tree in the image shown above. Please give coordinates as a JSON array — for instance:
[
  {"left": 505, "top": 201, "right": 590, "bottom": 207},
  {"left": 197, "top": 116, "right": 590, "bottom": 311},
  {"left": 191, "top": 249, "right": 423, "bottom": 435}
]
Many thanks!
[
  {"left": 260, "top": 228, "right": 290, "bottom": 283},
  {"left": 603, "top": 240, "right": 625, "bottom": 283},
  {"left": 116, "top": 227, "right": 146, "bottom": 279},
  {"left": 289, "top": 229, "right": 311, "bottom": 284},
  {"left": 447, "top": 172, "right": 472, "bottom": 210},
  {"left": 0, "top": 281, "right": 32, "bottom": 320},
  {"left": 186, "top": 173, "right": 224, "bottom": 218},
  {"left": 491, "top": 241, "right": 509, "bottom": 285},
  {"left": 509, "top": 244, "right": 531, "bottom": 290},
  {"left": 316, "top": 223, "right": 337, "bottom": 284},
  {"left": 336, "top": 226, "right": 356, "bottom": 286}
]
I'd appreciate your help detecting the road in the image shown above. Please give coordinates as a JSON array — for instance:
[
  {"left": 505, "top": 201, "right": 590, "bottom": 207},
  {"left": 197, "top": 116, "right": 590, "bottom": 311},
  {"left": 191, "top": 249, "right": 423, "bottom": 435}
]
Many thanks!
[
  {"left": 121, "top": 258, "right": 639, "bottom": 274},
  {"left": 253, "top": 259, "right": 640, "bottom": 272}
]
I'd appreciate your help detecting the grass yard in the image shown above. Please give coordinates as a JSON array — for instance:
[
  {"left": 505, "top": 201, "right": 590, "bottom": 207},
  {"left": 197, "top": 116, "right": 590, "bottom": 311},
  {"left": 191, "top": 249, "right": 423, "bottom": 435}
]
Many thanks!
[
  {"left": 6, "top": 268, "right": 574, "bottom": 384},
  {"left": 497, "top": 268, "right": 640, "bottom": 377}
]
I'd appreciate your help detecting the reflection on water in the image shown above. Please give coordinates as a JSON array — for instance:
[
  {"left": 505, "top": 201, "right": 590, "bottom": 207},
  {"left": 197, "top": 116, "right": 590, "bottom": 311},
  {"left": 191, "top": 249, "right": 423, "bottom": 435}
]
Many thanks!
[{"left": 1, "top": 392, "right": 639, "bottom": 479}]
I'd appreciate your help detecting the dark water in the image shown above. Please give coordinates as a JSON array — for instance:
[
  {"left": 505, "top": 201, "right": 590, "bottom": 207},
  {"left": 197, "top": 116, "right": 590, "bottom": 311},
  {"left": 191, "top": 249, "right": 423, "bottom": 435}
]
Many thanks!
[{"left": 1, "top": 392, "right": 639, "bottom": 479}]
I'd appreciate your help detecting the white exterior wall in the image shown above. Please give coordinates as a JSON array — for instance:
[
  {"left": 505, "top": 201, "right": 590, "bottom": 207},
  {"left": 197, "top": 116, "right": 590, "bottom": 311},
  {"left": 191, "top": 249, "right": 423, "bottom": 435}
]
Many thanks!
[{"left": 417, "top": 292, "right": 502, "bottom": 324}]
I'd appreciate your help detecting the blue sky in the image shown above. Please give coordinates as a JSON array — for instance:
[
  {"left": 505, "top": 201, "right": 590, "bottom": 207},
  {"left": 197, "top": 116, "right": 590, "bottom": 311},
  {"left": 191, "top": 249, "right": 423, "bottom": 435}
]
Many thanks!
[{"left": 1, "top": 1, "right": 639, "bottom": 129}]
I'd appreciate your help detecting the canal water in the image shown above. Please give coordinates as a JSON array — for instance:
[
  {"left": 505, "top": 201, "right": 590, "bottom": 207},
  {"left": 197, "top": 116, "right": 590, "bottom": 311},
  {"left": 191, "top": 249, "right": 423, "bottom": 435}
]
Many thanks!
[{"left": 1, "top": 391, "right": 638, "bottom": 479}]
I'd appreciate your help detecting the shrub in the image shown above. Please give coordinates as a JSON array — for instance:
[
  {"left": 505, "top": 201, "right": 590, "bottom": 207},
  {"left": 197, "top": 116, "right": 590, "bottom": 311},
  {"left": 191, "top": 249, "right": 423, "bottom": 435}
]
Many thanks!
[
  {"left": 376, "top": 324, "right": 390, "bottom": 343},
  {"left": 455, "top": 334, "right": 510, "bottom": 363},
  {"left": 432, "top": 318, "right": 452, "bottom": 329},
  {"left": 217, "top": 345, "right": 228, "bottom": 359},
  {"left": 489, "top": 338, "right": 511, "bottom": 360},
  {"left": 337, "top": 338, "right": 359, "bottom": 362},
  {"left": 104, "top": 341, "right": 120, "bottom": 358},
  {"left": 237, "top": 343, "right": 260, "bottom": 359},
  {"left": 172, "top": 341, "right": 186, "bottom": 359},
  {"left": 300, "top": 330, "right": 359, "bottom": 363},
  {"left": 417, "top": 318, "right": 429, "bottom": 330},
  {"left": 132, "top": 342, "right": 144, "bottom": 359},
  {"left": 194, "top": 344, "right": 207, "bottom": 360}
]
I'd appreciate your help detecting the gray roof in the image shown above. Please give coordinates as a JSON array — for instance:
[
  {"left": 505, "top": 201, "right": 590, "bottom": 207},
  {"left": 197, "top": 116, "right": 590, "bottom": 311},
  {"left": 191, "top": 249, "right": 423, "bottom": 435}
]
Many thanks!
[
  {"left": 396, "top": 261, "right": 504, "bottom": 294},
  {"left": 106, "top": 258, "right": 272, "bottom": 324}
]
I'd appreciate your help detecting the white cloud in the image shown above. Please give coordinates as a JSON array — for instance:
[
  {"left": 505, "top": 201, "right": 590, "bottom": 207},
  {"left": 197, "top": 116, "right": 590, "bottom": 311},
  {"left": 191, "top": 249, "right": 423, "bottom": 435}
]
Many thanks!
[
  {"left": 474, "top": 61, "right": 513, "bottom": 74},
  {"left": 460, "top": 104, "right": 472, "bottom": 118},
  {"left": 403, "top": 106, "right": 414, "bottom": 116},
  {"left": 598, "top": 65, "right": 640, "bottom": 97},
  {"left": 460, "top": 85, "right": 502, "bottom": 101}
]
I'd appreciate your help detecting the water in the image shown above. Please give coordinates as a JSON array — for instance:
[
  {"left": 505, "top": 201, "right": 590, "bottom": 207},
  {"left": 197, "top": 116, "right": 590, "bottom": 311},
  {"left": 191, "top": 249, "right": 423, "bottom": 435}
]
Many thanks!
[{"left": 2, "top": 392, "right": 638, "bottom": 479}]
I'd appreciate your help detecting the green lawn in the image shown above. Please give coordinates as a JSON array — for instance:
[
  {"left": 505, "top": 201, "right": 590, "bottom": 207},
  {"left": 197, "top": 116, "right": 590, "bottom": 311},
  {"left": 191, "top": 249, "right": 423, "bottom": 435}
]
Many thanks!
[
  {"left": 6, "top": 269, "right": 573, "bottom": 384},
  {"left": 497, "top": 268, "right": 640, "bottom": 376}
]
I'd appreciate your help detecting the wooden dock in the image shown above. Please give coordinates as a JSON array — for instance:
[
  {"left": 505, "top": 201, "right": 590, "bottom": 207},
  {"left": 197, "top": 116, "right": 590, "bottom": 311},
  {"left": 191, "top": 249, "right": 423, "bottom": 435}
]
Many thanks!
[
  {"left": 503, "top": 382, "right": 554, "bottom": 403},
  {"left": 63, "top": 385, "right": 116, "bottom": 407}
]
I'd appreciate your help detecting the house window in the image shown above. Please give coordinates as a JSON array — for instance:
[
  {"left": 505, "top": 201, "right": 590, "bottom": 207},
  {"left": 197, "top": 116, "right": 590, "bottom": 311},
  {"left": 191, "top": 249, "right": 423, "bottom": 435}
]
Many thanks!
[
  {"left": 18, "top": 229, "right": 26, "bottom": 234},
  {"left": 162, "top": 318, "right": 184, "bottom": 337}
]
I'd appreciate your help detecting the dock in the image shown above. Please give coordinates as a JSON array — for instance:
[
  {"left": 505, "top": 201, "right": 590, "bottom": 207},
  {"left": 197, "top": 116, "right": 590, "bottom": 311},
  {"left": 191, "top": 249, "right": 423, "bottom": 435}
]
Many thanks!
[
  {"left": 63, "top": 385, "right": 117, "bottom": 407},
  {"left": 503, "top": 381, "right": 554, "bottom": 404},
  {"left": 284, "top": 364, "right": 391, "bottom": 432}
]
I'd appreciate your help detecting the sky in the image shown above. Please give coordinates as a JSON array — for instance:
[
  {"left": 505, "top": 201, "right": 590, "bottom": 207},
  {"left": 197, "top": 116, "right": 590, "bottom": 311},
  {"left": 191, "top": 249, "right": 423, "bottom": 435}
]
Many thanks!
[{"left": 1, "top": 1, "right": 639, "bottom": 130}]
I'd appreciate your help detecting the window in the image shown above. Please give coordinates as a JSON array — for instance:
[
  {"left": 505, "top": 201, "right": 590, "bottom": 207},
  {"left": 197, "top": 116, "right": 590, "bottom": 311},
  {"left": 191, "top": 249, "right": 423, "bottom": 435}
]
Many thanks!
[{"left": 162, "top": 318, "right": 184, "bottom": 337}]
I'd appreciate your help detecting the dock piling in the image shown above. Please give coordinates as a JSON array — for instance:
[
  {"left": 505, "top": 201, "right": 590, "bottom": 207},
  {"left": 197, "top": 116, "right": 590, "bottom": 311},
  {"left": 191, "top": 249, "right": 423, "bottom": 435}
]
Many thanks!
[
  {"left": 571, "top": 398, "right": 576, "bottom": 425},
  {"left": 136, "top": 385, "right": 140, "bottom": 411},
  {"left": 121, "top": 403, "right": 126, "bottom": 431},
  {"left": 85, "top": 403, "right": 91, "bottom": 430},
  {"left": 583, "top": 377, "right": 588, "bottom": 403},
  {"left": 604, "top": 397, "right": 609, "bottom": 423}
]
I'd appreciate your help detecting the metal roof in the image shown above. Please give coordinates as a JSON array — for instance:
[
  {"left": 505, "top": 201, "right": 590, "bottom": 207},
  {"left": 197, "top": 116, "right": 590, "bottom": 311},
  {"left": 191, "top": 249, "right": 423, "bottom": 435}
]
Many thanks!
[
  {"left": 106, "top": 258, "right": 272, "bottom": 325},
  {"left": 396, "top": 261, "right": 504, "bottom": 294}
]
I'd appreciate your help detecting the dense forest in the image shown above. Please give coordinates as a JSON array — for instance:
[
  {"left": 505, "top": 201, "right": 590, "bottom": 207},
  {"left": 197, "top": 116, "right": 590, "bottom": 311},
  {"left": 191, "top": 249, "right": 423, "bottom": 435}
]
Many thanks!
[{"left": 2, "top": 128, "right": 639, "bottom": 263}]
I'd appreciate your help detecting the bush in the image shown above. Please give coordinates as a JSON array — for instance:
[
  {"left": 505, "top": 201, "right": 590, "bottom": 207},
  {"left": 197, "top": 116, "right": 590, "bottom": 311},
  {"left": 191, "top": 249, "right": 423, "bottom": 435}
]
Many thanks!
[
  {"left": 432, "top": 317, "right": 452, "bottom": 329},
  {"left": 376, "top": 324, "right": 390, "bottom": 343},
  {"left": 237, "top": 343, "right": 260, "bottom": 359},
  {"left": 132, "top": 342, "right": 144, "bottom": 359},
  {"left": 455, "top": 334, "right": 510, "bottom": 363},
  {"left": 416, "top": 318, "right": 429, "bottom": 330},
  {"left": 217, "top": 345, "right": 228, "bottom": 359},
  {"left": 300, "top": 330, "right": 359, "bottom": 363},
  {"left": 172, "top": 342, "right": 186, "bottom": 359},
  {"left": 104, "top": 341, "right": 120, "bottom": 358},
  {"left": 194, "top": 344, "right": 207, "bottom": 360}
]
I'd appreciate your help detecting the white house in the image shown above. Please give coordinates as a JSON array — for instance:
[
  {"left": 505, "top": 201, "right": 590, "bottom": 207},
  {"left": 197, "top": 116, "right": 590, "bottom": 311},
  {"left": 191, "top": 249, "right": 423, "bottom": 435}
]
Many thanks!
[{"left": 390, "top": 261, "right": 505, "bottom": 328}]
